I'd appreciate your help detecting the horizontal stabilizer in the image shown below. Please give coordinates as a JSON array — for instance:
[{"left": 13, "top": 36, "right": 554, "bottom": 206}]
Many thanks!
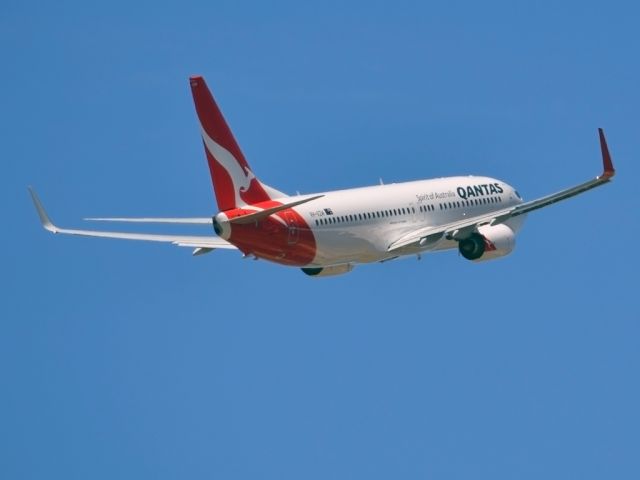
[
  {"left": 228, "top": 195, "right": 324, "bottom": 224},
  {"left": 85, "top": 217, "right": 212, "bottom": 224}
]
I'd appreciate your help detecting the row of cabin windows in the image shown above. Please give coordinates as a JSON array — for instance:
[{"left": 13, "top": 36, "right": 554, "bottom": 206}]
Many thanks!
[
  {"left": 314, "top": 206, "right": 416, "bottom": 226},
  {"left": 313, "top": 196, "right": 503, "bottom": 226},
  {"left": 440, "top": 196, "right": 503, "bottom": 210}
]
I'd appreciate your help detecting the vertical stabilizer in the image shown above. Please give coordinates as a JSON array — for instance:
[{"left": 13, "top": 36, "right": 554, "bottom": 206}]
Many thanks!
[{"left": 189, "top": 76, "right": 286, "bottom": 211}]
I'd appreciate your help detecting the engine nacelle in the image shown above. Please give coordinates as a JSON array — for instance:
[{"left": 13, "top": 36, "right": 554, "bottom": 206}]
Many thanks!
[
  {"left": 212, "top": 212, "right": 231, "bottom": 239},
  {"left": 458, "top": 224, "right": 516, "bottom": 262},
  {"left": 301, "top": 264, "right": 354, "bottom": 277}
]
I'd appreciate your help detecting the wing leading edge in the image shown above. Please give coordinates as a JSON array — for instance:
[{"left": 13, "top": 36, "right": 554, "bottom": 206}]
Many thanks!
[
  {"left": 388, "top": 128, "right": 616, "bottom": 253},
  {"left": 28, "top": 188, "right": 237, "bottom": 254}
]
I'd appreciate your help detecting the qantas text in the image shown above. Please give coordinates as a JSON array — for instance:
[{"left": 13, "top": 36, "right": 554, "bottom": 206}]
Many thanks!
[{"left": 456, "top": 183, "right": 504, "bottom": 199}]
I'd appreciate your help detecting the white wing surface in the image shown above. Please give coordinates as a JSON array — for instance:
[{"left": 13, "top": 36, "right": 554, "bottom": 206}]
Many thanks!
[{"left": 29, "top": 188, "right": 237, "bottom": 254}]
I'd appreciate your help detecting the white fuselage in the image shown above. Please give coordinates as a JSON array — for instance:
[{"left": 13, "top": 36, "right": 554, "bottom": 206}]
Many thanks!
[{"left": 295, "top": 176, "right": 525, "bottom": 266}]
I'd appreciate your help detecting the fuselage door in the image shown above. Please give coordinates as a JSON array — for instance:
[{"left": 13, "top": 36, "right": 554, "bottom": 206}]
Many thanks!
[{"left": 284, "top": 211, "right": 299, "bottom": 245}]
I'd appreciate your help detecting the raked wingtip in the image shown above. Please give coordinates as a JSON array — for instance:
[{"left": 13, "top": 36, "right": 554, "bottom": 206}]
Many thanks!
[{"left": 28, "top": 187, "right": 58, "bottom": 233}]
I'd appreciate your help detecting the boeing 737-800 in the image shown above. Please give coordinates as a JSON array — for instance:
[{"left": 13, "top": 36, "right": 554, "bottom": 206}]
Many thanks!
[{"left": 29, "top": 76, "right": 616, "bottom": 277}]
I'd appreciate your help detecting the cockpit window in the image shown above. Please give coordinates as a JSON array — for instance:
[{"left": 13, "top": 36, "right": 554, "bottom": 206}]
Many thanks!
[{"left": 515, "top": 190, "right": 522, "bottom": 199}]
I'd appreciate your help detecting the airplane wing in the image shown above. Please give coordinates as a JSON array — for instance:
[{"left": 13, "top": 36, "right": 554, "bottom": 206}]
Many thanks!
[
  {"left": 28, "top": 188, "right": 237, "bottom": 255},
  {"left": 388, "top": 128, "right": 616, "bottom": 252}
]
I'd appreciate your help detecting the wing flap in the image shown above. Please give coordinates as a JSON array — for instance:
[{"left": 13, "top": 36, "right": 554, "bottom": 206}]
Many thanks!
[{"left": 387, "top": 207, "right": 513, "bottom": 252}]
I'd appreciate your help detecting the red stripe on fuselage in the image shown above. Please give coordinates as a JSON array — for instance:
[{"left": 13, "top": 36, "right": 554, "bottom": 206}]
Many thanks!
[{"left": 225, "top": 201, "right": 317, "bottom": 266}]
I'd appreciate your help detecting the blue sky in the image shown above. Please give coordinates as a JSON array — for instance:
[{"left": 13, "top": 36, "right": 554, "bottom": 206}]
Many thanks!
[{"left": 2, "top": 1, "right": 639, "bottom": 478}]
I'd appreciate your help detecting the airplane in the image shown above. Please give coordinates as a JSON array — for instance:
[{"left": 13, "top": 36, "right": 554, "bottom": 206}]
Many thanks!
[{"left": 29, "top": 75, "right": 616, "bottom": 277}]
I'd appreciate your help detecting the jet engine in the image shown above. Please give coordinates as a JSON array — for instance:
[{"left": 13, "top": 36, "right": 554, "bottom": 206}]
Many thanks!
[
  {"left": 458, "top": 224, "right": 516, "bottom": 262},
  {"left": 211, "top": 212, "right": 231, "bottom": 239},
  {"left": 301, "top": 264, "right": 354, "bottom": 277}
]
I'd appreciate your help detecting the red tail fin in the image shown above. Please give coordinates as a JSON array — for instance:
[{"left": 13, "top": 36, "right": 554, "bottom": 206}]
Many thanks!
[{"left": 190, "top": 76, "right": 281, "bottom": 211}]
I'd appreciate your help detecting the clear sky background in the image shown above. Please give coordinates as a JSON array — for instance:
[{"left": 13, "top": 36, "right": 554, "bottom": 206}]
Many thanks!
[{"left": 2, "top": 1, "right": 639, "bottom": 478}]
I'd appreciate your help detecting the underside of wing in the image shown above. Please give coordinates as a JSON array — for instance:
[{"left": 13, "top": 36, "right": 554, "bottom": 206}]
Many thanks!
[{"left": 387, "top": 207, "right": 514, "bottom": 252}]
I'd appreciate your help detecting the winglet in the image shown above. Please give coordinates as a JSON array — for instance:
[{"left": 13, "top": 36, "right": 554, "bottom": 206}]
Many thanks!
[
  {"left": 28, "top": 187, "right": 58, "bottom": 233},
  {"left": 598, "top": 128, "right": 615, "bottom": 179}
]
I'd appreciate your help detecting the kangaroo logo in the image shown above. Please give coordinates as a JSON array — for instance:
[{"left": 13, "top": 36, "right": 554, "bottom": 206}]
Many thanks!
[
  {"left": 201, "top": 127, "right": 262, "bottom": 207},
  {"left": 240, "top": 166, "right": 256, "bottom": 192}
]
